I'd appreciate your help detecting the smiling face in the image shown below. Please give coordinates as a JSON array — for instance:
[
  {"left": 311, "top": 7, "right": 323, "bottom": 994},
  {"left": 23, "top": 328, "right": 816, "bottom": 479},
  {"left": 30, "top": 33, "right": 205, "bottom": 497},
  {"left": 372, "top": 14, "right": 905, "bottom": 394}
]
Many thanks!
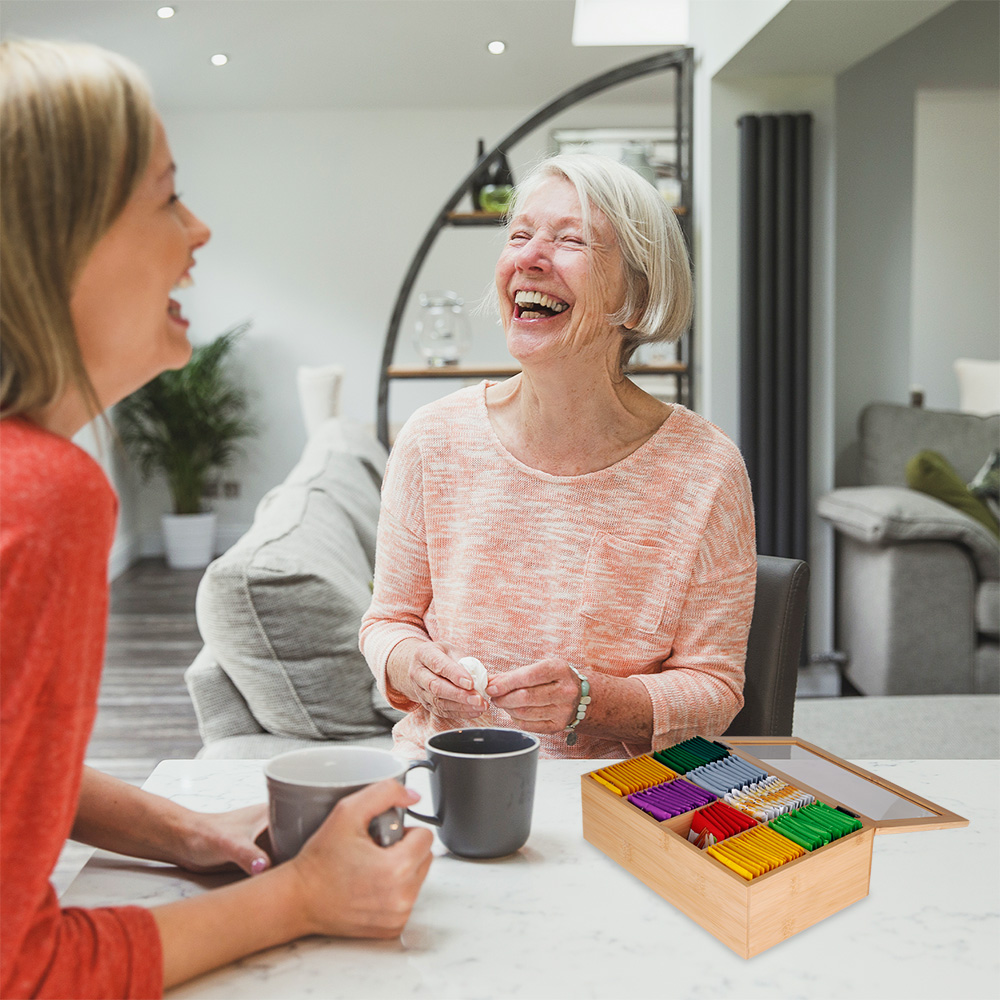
[
  {"left": 69, "top": 116, "right": 210, "bottom": 411},
  {"left": 495, "top": 175, "right": 627, "bottom": 369}
]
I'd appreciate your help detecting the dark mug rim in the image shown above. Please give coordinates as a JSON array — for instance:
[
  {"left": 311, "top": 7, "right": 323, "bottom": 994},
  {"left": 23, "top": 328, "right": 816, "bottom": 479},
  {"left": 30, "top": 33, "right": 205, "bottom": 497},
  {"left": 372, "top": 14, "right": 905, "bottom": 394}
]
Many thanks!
[{"left": 426, "top": 727, "right": 540, "bottom": 759}]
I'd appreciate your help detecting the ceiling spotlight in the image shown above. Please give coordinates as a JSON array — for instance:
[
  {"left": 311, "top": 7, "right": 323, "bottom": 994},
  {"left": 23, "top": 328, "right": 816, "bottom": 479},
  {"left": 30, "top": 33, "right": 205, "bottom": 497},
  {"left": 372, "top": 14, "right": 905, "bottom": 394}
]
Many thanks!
[
  {"left": 210, "top": 53, "right": 229, "bottom": 67},
  {"left": 156, "top": 6, "right": 175, "bottom": 18},
  {"left": 487, "top": 40, "right": 506, "bottom": 55}
]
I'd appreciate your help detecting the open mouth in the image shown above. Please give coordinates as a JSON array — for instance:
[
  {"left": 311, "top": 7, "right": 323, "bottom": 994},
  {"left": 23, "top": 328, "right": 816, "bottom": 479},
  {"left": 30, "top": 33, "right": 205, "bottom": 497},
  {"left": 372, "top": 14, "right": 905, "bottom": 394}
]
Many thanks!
[
  {"left": 513, "top": 289, "right": 569, "bottom": 320},
  {"left": 167, "top": 298, "right": 188, "bottom": 325},
  {"left": 168, "top": 269, "right": 194, "bottom": 325}
]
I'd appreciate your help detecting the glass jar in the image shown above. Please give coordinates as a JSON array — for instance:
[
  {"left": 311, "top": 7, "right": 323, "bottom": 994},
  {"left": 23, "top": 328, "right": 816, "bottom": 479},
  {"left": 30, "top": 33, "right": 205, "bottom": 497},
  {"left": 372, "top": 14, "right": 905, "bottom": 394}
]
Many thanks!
[{"left": 414, "top": 291, "right": 472, "bottom": 367}]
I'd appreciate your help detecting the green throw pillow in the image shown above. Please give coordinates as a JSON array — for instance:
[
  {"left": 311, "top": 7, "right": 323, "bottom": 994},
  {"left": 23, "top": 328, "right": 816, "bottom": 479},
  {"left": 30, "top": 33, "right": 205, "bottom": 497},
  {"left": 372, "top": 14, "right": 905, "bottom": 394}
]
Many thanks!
[{"left": 906, "top": 450, "right": 1000, "bottom": 540}]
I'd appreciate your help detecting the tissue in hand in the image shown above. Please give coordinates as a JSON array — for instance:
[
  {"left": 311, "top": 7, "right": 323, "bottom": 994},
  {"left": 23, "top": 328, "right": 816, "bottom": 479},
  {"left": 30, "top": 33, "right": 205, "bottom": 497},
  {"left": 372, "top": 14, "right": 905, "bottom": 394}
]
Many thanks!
[{"left": 459, "top": 656, "right": 490, "bottom": 721}]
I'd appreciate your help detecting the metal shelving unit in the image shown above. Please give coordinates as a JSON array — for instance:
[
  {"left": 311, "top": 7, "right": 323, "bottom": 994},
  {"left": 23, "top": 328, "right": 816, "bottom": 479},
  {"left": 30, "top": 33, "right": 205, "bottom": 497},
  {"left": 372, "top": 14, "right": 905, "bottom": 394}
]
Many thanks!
[{"left": 376, "top": 49, "right": 693, "bottom": 447}]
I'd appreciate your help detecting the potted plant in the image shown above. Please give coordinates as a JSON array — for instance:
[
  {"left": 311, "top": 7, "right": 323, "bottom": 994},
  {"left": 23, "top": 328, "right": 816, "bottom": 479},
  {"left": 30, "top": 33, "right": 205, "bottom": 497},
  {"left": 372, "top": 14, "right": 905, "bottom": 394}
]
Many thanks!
[{"left": 115, "top": 322, "right": 256, "bottom": 569}]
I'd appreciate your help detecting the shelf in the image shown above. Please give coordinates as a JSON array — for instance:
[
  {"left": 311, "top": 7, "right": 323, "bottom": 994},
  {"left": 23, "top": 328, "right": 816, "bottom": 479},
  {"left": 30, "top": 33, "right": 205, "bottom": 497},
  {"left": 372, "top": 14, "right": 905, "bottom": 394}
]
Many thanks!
[
  {"left": 446, "top": 211, "right": 506, "bottom": 226},
  {"left": 388, "top": 363, "right": 687, "bottom": 379}
]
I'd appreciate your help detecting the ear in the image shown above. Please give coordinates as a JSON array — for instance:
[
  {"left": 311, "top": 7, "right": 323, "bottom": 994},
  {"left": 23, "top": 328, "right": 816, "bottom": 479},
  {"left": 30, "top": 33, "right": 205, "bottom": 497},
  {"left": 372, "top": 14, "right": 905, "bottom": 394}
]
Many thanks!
[{"left": 623, "top": 308, "right": 642, "bottom": 331}]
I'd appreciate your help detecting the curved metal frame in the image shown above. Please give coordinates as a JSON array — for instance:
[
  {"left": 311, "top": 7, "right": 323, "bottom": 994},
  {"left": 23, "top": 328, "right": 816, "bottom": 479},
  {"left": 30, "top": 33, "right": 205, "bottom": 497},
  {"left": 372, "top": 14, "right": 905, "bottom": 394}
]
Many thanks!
[{"left": 377, "top": 48, "right": 693, "bottom": 446}]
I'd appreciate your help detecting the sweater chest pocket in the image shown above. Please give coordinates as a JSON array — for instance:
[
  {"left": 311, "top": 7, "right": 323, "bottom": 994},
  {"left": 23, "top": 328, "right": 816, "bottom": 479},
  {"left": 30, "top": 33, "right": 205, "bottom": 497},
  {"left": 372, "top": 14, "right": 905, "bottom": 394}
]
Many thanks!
[{"left": 579, "top": 532, "right": 675, "bottom": 636}]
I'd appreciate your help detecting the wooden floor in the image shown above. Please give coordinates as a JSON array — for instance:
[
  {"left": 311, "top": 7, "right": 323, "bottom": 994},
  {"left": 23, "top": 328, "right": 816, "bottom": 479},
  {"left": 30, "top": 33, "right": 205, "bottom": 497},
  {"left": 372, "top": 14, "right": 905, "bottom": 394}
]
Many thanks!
[
  {"left": 55, "top": 558, "right": 205, "bottom": 892},
  {"left": 89, "top": 558, "right": 205, "bottom": 782}
]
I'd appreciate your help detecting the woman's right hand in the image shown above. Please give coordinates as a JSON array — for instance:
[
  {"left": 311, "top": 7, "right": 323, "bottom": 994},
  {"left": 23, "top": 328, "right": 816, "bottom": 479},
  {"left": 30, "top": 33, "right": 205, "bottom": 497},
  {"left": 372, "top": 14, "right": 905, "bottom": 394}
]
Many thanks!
[
  {"left": 288, "top": 779, "right": 434, "bottom": 939},
  {"left": 387, "top": 638, "right": 488, "bottom": 721}
]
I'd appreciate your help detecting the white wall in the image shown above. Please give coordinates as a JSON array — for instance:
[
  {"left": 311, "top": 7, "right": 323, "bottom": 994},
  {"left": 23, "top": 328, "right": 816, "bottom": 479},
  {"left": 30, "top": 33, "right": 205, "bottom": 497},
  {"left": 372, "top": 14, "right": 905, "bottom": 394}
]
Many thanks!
[
  {"left": 691, "top": 0, "right": 838, "bottom": 657},
  {"left": 910, "top": 88, "right": 1000, "bottom": 407},
  {"left": 118, "top": 94, "right": 674, "bottom": 556}
]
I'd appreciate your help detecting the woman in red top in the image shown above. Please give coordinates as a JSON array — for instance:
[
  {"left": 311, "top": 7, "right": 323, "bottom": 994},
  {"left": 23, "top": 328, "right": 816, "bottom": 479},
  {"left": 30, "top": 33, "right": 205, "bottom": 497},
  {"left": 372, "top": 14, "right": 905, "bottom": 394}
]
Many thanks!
[{"left": 0, "top": 39, "right": 433, "bottom": 998}]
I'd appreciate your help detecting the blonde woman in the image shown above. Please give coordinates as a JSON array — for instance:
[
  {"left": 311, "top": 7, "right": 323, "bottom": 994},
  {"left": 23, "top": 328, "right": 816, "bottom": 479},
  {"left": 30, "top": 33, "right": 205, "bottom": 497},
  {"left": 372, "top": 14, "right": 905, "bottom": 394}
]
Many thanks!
[
  {"left": 0, "top": 40, "right": 432, "bottom": 998},
  {"left": 362, "top": 154, "right": 757, "bottom": 759}
]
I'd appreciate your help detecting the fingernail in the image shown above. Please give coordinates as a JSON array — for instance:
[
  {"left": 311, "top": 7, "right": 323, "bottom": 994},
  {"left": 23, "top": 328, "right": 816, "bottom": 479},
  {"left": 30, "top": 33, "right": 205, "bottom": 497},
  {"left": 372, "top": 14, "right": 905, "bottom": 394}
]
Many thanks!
[
  {"left": 250, "top": 856, "right": 269, "bottom": 875},
  {"left": 486, "top": 685, "right": 498, "bottom": 696},
  {"left": 405, "top": 787, "right": 421, "bottom": 803}
]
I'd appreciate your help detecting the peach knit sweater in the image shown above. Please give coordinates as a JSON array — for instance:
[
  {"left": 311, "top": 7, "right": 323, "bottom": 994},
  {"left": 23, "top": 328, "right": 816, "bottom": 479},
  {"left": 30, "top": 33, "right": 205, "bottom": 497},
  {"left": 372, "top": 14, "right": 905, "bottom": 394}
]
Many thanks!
[{"left": 360, "top": 382, "right": 756, "bottom": 759}]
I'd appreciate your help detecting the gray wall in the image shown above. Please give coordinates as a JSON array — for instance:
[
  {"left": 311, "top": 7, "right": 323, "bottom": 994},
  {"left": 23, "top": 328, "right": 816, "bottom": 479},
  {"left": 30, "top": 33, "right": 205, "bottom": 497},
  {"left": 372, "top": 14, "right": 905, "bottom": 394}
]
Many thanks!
[{"left": 833, "top": 0, "right": 1000, "bottom": 485}]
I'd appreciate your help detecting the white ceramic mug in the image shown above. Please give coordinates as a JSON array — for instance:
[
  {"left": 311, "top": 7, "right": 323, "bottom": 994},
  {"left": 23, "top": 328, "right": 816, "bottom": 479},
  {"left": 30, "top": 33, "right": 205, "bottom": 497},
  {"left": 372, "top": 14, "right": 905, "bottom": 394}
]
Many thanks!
[{"left": 265, "top": 746, "right": 408, "bottom": 862}]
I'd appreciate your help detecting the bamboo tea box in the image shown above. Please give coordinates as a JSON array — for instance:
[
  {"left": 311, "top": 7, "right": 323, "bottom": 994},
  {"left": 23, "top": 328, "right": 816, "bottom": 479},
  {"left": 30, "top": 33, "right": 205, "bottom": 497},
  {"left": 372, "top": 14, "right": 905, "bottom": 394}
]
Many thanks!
[{"left": 580, "top": 736, "right": 967, "bottom": 958}]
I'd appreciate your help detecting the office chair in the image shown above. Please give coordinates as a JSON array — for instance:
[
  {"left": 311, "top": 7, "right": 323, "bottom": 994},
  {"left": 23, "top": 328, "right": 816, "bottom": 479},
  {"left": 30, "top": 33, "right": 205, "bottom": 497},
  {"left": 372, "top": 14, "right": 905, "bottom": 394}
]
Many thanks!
[{"left": 724, "top": 554, "right": 810, "bottom": 737}]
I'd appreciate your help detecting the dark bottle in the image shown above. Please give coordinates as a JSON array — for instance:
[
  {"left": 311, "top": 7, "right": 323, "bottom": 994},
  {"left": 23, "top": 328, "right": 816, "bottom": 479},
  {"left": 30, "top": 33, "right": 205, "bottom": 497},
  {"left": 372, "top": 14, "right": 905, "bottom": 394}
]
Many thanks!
[
  {"left": 470, "top": 139, "right": 491, "bottom": 212},
  {"left": 489, "top": 149, "right": 514, "bottom": 188}
]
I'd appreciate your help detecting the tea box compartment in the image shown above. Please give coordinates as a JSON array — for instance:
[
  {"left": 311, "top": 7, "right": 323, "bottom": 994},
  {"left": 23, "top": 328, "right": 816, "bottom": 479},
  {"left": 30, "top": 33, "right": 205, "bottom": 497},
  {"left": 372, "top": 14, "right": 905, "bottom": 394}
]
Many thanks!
[{"left": 580, "top": 736, "right": 967, "bottom": 958}]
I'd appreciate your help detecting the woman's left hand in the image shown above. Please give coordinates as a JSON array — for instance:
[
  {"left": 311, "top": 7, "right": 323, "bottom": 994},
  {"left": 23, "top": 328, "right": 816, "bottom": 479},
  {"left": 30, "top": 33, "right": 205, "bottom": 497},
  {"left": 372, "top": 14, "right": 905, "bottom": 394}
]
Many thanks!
[
  {"left": 178, "top": 803, "right": 272, "bottom": 876},
  {"left": 486, "top": 656, "right": 582, "bottom": 735}
]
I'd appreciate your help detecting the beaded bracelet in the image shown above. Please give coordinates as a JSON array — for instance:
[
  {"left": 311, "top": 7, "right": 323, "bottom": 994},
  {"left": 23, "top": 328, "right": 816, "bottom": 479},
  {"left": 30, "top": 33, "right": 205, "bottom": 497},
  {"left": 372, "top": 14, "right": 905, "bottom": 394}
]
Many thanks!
[{"left": 564, "top": 664, "right": 591, "bottom": 746}]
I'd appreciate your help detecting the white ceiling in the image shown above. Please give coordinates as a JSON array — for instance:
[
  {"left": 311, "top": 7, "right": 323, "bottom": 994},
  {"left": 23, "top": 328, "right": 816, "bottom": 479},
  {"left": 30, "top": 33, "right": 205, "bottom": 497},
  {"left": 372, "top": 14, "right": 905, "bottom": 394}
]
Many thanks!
[{"left": 0, "top": 0, "right": 673, "bottom": 111}]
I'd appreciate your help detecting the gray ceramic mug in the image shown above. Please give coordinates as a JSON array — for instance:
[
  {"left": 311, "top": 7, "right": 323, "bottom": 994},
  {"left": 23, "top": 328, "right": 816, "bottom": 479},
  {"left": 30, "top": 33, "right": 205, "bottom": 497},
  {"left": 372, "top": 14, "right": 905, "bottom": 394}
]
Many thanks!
[
  {"left": 405, "top": 728, "right": 540, "bottom": 859},
  {"left": 265, "top": 746, "right": 408, "bottom": 862}
]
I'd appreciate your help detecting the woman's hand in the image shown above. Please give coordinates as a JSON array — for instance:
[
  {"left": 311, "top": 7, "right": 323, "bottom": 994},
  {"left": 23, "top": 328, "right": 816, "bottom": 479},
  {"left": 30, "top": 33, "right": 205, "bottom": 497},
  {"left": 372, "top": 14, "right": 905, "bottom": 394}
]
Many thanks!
[
  {"left": 289, "top": 779, "right": 435, "bottom": 939},
  {"left": 387, "top": 638, "right": 488, "bottom": 722},
  {"left": 486, "top": 656, "right": 581, "bottom": 734},
  {"left": 72, "top": 767, "right": 273, "bottom": 875},
  {"left": 153, "top": 780, "right": 435, "bottom": 988},
  {"left": 177, "top": 804, "right": 272, "bottom": 876}
]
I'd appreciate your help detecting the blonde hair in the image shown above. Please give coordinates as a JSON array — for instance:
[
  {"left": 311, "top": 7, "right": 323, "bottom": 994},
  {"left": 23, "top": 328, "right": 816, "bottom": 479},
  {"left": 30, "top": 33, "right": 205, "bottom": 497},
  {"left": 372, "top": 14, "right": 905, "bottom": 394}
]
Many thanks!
[
  {"left": 508, "top": 152, "right": 693, "bottom": 372},
  {"left": 0, "top": 38, "right": 156, "bottom": 420}
]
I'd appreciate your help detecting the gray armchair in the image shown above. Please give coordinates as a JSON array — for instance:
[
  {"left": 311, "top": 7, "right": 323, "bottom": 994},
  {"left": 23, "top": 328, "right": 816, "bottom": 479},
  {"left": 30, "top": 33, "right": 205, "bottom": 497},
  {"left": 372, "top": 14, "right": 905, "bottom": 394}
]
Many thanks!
[{"left": 817, "top": 403, "right": 999, "bottom": 695}]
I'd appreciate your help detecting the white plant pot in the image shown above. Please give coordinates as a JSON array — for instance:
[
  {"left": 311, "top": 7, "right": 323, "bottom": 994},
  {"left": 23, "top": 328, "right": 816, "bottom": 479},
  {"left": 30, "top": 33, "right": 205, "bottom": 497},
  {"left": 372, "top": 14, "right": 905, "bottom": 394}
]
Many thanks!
[{"left": 162, "top": 512, "right": 217, "bottom": 570}]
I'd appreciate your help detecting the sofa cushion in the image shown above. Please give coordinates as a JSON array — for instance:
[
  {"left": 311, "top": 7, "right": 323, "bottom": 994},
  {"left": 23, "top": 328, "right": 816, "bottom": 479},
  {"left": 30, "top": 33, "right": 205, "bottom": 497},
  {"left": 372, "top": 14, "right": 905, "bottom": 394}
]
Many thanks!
[
  {"left": 977, "top": 581, "right": 1000, "bottom": 639},
  {"left": 196, "top": 421, "right": 402, "bottom": 742},
  {"left": 817, "top": 486, "right": 1000, "bottom": 580},
  {"left": 905, "top": 450, "right": 999, "bottom": 539},
  {"left": 859, "top": 404, "right": 1000, "bottom": 487}
]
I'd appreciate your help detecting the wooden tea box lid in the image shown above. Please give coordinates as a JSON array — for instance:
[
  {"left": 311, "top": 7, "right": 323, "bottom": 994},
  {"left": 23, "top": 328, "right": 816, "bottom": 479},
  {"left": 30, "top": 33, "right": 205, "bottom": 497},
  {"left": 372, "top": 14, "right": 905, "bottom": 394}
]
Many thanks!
[{"left": 721, "top": 737, "right": 968, "bottom": 835}]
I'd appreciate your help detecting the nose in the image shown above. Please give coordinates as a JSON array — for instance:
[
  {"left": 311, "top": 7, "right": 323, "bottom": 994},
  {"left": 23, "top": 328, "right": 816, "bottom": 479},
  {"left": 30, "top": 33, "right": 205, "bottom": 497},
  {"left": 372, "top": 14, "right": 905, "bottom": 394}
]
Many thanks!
[
  {"left": 179, "top": 200, "right": 211, "bottom": 249},
  {"left": 513, "top": 233, "right": 551, "bottom": 272}
]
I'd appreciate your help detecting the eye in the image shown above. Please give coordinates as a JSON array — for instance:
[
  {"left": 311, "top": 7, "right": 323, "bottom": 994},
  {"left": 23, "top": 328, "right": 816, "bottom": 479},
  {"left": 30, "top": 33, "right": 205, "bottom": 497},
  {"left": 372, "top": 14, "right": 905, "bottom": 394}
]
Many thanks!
[
  {"left": 167, "top": 191, "right": 183, "bottom": 207},
  {"left": 508, "top": 230, "right": 531, "bottom": 244},
  {"left": 561, "top": 234, "right": 586, "bottom": 246}
]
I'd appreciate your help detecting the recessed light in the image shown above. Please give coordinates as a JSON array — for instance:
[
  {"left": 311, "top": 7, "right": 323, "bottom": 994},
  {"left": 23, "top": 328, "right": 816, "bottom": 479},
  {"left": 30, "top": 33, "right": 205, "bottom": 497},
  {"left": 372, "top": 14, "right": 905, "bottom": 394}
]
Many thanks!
[
  {"left": 487, "top": 40, "right": 506, "bottom": 55},
  {"left": 210, "top": 53, "right": 229, "bottom": 67},
  {"left": 156, "top": 6, "right": 175, "bottom": 18}
]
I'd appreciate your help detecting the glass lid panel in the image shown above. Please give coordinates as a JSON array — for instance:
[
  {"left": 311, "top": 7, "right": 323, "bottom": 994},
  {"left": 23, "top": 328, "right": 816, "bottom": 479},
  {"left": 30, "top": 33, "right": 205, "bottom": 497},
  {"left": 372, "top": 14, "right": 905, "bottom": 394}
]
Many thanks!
[{"left": 733, "top": 743, "right": 936, "bottom": 821}]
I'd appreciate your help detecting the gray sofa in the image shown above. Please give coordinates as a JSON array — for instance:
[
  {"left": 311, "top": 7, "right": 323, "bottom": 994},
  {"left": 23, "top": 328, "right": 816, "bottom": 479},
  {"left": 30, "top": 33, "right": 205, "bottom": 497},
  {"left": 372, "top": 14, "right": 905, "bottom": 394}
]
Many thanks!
[
  {"left": 817, "top": 403, "right": 999, "bottom": 695},
  {"left": 184, "top": 419, "right": 399, "bottom": 757}
]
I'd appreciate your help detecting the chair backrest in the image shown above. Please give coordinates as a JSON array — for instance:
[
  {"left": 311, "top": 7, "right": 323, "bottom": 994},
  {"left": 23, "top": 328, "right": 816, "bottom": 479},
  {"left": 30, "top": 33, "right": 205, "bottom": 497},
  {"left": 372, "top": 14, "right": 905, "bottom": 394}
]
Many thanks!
[{"left": 724, "top": 555, "right": 810, "bottom": 737}]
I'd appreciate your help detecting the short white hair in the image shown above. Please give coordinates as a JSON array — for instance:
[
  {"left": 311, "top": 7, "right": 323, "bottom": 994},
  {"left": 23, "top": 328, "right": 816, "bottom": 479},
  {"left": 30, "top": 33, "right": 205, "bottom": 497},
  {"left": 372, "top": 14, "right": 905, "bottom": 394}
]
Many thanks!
[{"left": 509, "top": 152, "right": 692, "bottom": 370}]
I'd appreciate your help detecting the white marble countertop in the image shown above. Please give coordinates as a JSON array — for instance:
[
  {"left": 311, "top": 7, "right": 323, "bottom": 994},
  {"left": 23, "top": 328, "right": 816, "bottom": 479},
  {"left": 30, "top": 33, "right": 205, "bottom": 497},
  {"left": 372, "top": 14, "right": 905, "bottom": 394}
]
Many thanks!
[{"left": 61, "top": 758, "right": 999, "bottom": 999}]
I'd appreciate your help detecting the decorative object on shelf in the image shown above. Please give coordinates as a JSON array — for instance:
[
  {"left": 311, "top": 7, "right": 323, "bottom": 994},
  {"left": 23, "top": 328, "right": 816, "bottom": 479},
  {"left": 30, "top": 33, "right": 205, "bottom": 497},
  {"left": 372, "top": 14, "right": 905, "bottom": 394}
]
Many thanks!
[
  {"left": 552, "top": 126, "right": 681, "bottom": 206},
  {"left": 620, "top": 143, "right": 657, "bottom": 187},
  {"left": 413, "top": 291, "right": 472, "bottom": 367},
  {"left": 470, "top": 138, "right": 491, "bottom": 212},
  {"left": 479, "top": 147, "right": 515, "bottom": 213},
  {"left": 635, "top": 339, "right": 678, "bottom": 367},
  {"left": 115, "top": 322, "right": 256, "bottom": 569}
]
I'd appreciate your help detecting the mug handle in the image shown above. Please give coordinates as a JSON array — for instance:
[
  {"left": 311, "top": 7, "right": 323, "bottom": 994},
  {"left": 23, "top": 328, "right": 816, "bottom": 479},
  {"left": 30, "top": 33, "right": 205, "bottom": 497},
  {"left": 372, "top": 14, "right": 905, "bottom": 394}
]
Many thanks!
[{"left": 402, "top": 758, "right": 441, "bottom": 827}]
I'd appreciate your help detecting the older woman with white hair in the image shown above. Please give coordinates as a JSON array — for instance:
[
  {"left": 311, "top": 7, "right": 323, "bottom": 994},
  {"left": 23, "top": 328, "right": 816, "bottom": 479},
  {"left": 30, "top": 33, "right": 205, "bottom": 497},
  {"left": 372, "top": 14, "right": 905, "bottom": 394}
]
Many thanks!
[{"left": 361, "top": 153, "right": 756, "bottom": 759}]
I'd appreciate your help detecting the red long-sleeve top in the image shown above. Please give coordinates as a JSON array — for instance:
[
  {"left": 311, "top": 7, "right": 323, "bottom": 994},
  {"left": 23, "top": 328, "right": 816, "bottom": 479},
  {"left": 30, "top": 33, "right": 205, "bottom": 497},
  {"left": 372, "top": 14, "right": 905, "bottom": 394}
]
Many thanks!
[{"left": 1, "top": 417, "right": 163, "bottom": 999}]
